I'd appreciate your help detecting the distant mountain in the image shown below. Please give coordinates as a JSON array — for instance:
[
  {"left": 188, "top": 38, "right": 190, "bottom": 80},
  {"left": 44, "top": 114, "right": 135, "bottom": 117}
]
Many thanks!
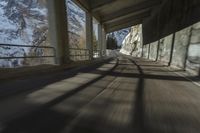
[{"left": 108, "top": 28, "right": 130, "bottom": 46}]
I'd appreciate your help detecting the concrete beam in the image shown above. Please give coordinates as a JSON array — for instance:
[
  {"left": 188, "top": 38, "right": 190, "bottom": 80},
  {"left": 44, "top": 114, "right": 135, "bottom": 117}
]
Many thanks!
[
  {"left": 47, "top": 0, "right": 69, "bottom": 65},
  {"left": 72, "top": 0, "right": 102, "bottom": 23},
  {"left": 72, "top": 0, "right": 91, "bottom": 11},
  {"left": 91, "top": 0, "right": 116, "bottom": 12},
  {"left": 101, "top": 0, "right": 161, "bottom": 23},
  {"left": 106, "top": 19, "right": 142, "bottom": 33},
  {"left": 103, "top": 10, "right": 150, "bottom": 24}
]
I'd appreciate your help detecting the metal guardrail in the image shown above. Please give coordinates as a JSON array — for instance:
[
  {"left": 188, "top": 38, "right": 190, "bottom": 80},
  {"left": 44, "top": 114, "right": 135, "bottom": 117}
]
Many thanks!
[
  {"left": 0, "top": 44, "right": 102, "bottom": 61},
  {"left": 69, "top": 48, "right": 90, "bottom": 60},
  {"left": 0, "top": 44, "right": 56, "bottom": 59},
  {"left": 93, "top": 49, "right": 101, "bottom": 58}
]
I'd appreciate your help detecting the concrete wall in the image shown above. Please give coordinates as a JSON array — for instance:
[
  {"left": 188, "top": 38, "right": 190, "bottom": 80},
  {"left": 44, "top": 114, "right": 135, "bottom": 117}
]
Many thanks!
[
  {"left": 158, "top": 35, "right": 173, "bottom": 64},
  {"left": 171, "top": 27, "right": 191, "bottom": 68},
  {"left": 142, "top": 22, "right": 200, "bottom": 76}
]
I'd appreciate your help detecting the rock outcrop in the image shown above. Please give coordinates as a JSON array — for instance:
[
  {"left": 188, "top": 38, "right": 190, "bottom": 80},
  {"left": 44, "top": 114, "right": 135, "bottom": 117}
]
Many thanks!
[
  {"left": 120, "top": 25, "right": 142, "bottom": 57},
  {"left": 120, "top": 22, "right": 200, "bottom": 75}
]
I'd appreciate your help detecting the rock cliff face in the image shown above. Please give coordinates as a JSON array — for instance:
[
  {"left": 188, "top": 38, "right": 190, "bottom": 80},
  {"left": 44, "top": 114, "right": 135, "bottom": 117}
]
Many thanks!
[
  {"left": 122, "top": 23, "right": 200, "bottom": 75},
  {"left": 112, "top": 28, "right": 130, "bottom": 46},
  {"left": 120, "top": 25, "right": 142, "bottom": 57}
]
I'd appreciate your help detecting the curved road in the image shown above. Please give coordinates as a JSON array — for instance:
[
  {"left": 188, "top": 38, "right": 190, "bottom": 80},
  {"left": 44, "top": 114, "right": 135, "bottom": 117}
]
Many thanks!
[{"left": 0, "top": 55, "right": 199, "bottom": 133}]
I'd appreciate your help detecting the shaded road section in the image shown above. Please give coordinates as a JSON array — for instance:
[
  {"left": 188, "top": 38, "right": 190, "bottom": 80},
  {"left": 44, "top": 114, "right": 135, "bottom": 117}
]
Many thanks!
[{"left": 0, "top": 55, "right": 200, "bottom": 133}]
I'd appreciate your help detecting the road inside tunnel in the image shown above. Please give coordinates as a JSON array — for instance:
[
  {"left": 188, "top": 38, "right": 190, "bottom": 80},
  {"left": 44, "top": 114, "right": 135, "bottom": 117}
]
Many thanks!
[{"left": 0, "top": 55, "right": 199, "bottom": 133}]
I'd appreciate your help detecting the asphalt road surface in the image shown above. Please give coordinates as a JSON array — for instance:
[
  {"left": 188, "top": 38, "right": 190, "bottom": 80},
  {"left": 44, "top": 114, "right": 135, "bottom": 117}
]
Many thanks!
[{"left": 0, "top": 55, "right": 199, "bottom": 133}]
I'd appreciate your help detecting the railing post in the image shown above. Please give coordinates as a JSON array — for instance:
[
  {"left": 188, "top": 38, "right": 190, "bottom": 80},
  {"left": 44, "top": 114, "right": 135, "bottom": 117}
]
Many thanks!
[
  {"left": 47, "top": 0, "right": 69, "bottom": 65},
  {"left": 86, "top": 12, "right": 93, "bottom": 60}
]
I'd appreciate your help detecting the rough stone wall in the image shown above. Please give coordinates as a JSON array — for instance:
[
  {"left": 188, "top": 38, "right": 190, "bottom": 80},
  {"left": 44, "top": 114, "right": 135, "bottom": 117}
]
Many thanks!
[
  {"left": 120, "top": 24, "right": 200, "bottom": 76},
  {"left": 158, "top": 35, "right": 173, "bottom": 64},
  {"left": 145, "top": 22, "right": 200, "bottom": 75},
  {"left": 142, "top": 44, "right": 149, "bottom": 59},
  {"left": 149, "top": 41, "right": 158, "bottom": 61},
  {"left": 120, "top": 25, "right": 142, "bottom": 56},
  {"left": 120, "top": 22, "right": 200, "bottom": 76},
  {"left": 171, "top": 27, "right": 191, "bottom": 68},
  {"left": 186, "top": 23, "right": 200, "bottom": 74}
]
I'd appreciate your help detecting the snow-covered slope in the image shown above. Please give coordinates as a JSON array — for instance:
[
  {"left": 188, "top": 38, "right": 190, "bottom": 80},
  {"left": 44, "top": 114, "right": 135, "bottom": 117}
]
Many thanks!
[
  {"left": 0, "top": 0, "right": 49, "bottom": 67},
  {"left": 0, "top": 0, "right": 48, "bottom": 45},
  {"left": 67, "top": 0, "right": 85, "bottom": 35},
  {"left": 0, "top": 0, "right": 87, "bottom": 67},
  {"left": 67, "top": 0, "right": 86, "bottom": 49}
]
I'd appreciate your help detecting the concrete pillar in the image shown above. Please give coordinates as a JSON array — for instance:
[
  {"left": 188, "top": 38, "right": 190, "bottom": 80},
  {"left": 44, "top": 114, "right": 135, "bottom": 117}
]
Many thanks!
[
  {"left": 148, "top": 44, "right": 151, "bottom": 59},
  {"left": 47, "top": 0, "right": 69, "bottom": 65},
  {"left": 86, "top": 12, "right": 93, "bottom": 60},
  {"left": 156, "top": 40, "right": 160, "bottom": 61},
  {"left": 168, "top": 33, "right": 176, "bottom": 66},
  {"left": 184, "top": 28, "right": 193, "bottom": 70},
  {"left": 140, "top": 24, "right": 143, "bottom": 58},
  {"left": 98, "top": 24, "right": 103, "bottom": 57},
  {"left": 141, "top": 44, "right": 144, "bottom": 58},
  {"left": 102, "top": 28, "right": 107, "bottom": 56}
]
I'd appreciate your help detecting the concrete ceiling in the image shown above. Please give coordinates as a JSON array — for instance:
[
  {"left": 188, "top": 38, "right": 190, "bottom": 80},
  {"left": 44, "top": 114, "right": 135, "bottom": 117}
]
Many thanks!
[{"left": 72, "top": 0, "right": 162, "bottom": 33}]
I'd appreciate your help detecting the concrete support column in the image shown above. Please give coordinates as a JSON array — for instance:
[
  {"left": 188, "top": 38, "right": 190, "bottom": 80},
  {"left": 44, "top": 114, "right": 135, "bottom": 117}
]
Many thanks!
[
  {"left": 47, "top": 0, "right": 69, "bottom": 65},
  {"left": 148, "top": 44, "right": 151, "bottom": 59},
  {"left": 184, "top": 27, "right": 193, "bottom": 70},
  {"left": 156, "top": 40, "right": 160, "bottom": 61},
  {"left": 141, "top": 44, "right": 144, "bottom": 58},
  {"left": 168, "top": 33, "right": 176, "bottom": 66},
  {"left": 98, "top": 24, "right": 103, "bottom": 57},
  {"left": 140, "top": 24, "right": 143, "bottom": 58},
  {"left": 102, "top": 28, "right": 107, "bottom": 56},
  {"left": 86, "top": 12, "right": 93, "bottom": 60}
]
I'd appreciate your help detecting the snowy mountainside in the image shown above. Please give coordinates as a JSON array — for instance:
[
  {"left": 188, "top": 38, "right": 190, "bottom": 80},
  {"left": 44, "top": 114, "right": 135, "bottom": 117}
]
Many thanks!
[
  {"left": 112, "top": 28, "right": 130, "bottom": 46},
  {"left": 0, "top": 0, "right": 86, "bottom": 67},
  {"left": 67, "top": 0, "right": 86, "bottom": 49},
  {"left": 0, "top": 0, "right": 49, "bottom": 67}
]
